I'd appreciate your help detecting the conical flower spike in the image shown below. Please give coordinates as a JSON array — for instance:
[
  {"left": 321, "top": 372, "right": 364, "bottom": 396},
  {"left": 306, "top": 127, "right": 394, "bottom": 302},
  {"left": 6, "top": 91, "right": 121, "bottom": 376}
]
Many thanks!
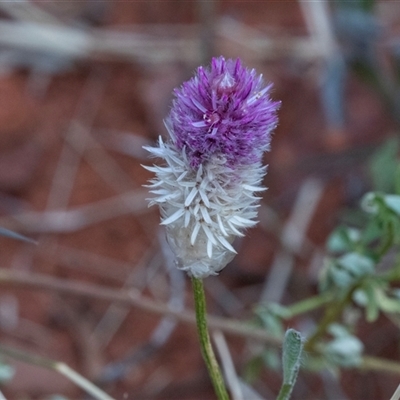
[{"left": 144, "top": 56, "right": 280, "bottom": 278}]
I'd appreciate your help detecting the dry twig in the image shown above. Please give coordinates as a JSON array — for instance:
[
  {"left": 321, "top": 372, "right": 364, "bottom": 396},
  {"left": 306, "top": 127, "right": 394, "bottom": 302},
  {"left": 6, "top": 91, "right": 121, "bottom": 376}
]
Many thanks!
[
  {"left": 0, "top": 190, "right": 149, "bottom": 233},
  {"left": 0, "top": 268, "right": 280, "bottom": 346}
]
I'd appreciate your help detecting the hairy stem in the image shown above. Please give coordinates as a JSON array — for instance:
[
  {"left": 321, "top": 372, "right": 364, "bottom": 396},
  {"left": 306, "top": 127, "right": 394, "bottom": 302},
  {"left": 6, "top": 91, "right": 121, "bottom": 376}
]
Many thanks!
[{"left": 191, "top": 277, "right": 229, "bottom": 400}]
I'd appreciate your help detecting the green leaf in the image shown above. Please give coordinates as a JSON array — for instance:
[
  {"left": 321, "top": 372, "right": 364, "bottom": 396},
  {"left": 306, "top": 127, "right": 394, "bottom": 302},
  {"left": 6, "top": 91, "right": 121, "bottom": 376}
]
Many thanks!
[
  {"left": 330, "top": 265, "right": 356, "bottom": 288},
  {"left": 361, "top": 218, "right": 384, "bottom": 246},
  {"left": 327, "top": 227, "right": 360, "bottom": 254},
  {"left": 364, "top": 284, "right": 380, "bottom": 322},
  {"left": 383, "top": 195, "right": 400, "bottom": 215},
  {"left": 375, "top": 288, "right": 400, "bottom": 314},
  {"left": 276, "top": 329, "right": 304, "bottom": 400},
  {"left": 368, "top": 136, "right": 399, "bottom": 193},
  {"left": 324, "top": 325, "right": 364, "bottom": 367},
  {"left": 324, "top": 335, "right": 364, "bottom": 367},
  {"left": 337, "top": 252, "right": 375, "bottom": 277},
  {"left": 361, "top": 192, "right": 381, "bottom": 214},
  {"left": 327, "top": 323, "right": 349, "bottom": 337},
  {"left": 323, "top": 253, "right": 375, "bottom": 290}
]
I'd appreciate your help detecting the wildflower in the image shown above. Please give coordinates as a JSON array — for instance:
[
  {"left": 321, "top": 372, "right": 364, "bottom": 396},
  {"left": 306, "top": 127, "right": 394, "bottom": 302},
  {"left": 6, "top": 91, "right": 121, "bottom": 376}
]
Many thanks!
[{"left": 144, "top": 56, "right": 280, "bottom": 278}]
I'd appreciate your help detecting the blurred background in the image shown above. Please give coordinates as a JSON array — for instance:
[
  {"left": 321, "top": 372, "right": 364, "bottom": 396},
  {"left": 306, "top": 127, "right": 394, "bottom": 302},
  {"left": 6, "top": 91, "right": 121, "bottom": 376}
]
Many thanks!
[{"left": 0, "top": 0, "right": 400, "bottom": 399}]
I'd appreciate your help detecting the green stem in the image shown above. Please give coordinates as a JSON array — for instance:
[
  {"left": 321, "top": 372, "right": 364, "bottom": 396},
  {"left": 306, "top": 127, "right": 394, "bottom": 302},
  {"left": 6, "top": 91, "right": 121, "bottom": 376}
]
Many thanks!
[
  {"left": 304, "top": 285, "right": 357, "bottom": 352},
  {"left": 191, "top": 277, "right": 229, "bottom": 400},
  {"left": 377, "top": 220, "right": 395, "bottom": 258},
  {"left": 284, "top": 292, "right": 333, "bottom": 318},
  {"left": 276, "top": 383, "right": 293, "bottom": 400}
]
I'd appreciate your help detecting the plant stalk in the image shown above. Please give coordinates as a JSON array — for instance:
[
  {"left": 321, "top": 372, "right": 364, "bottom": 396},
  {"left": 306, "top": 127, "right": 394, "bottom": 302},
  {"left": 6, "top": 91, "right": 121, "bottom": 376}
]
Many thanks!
[
  {"left": 191, "top": 277, "right": 229, "bottom": 400},
  {"left": 304, "top": 285, "right": 357, "bottom": 352}
]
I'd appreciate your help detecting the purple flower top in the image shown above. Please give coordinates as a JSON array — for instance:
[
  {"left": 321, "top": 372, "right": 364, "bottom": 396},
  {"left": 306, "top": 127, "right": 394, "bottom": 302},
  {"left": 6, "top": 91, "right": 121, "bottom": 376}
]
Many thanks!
[{"left": 168, "top": 56, "right": 280, "bottom": 169}]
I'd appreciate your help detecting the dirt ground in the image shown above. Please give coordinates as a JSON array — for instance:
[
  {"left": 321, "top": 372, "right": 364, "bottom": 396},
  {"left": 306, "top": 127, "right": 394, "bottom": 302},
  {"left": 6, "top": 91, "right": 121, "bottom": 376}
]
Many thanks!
[{"left": 0, "top": 1, "right": 399, "bottom": 399}]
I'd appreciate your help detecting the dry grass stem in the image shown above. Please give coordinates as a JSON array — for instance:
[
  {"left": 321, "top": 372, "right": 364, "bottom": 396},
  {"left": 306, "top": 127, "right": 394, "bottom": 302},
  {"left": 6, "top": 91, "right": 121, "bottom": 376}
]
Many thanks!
[{"left": 0, "top": 190, "right": 149, "bottom": 233}]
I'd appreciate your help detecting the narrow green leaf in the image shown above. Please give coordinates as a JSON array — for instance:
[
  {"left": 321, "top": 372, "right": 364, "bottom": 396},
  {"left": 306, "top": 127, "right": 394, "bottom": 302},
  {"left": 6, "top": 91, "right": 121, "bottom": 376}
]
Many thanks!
[
  {"left": 375, "top": 289, "right": 400, "bottom": 314},
  {"left": 364, "top": 284, "right": 380, "bottom": 322},
  {"left": 276, "top": 329, "right": 303, "bottom": 400}
]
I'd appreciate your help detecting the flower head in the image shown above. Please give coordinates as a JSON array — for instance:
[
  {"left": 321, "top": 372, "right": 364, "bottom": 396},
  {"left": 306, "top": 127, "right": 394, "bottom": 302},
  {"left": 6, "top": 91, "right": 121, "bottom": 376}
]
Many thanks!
[
  {"left": 144, "top": 56, "right": 280, "bottom": 278},
  {"left": 169, "top": 57, "right": 279, "bottom": 169}
]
